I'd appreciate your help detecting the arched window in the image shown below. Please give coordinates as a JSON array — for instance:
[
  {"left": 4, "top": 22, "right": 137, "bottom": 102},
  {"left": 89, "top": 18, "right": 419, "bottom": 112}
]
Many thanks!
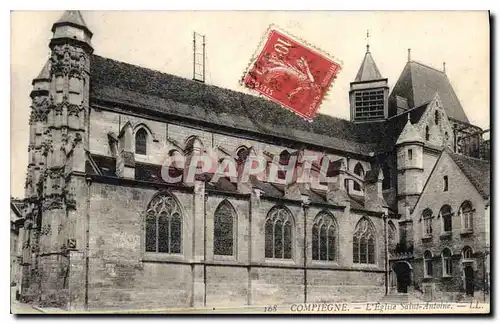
[
  {"left": 435, "top": 111, "right": 440, "bottom": 125},
  {"left": 388, "top": 220, "right": 397, "bottom": 251},
  {"left": 440, "top": 205, "right": 452, "bottom": 233},
  {"left": 312, "top": 212, "right": 337, "bottom": 261},
  {"left": 422, "top": 208, "right": 433, "bottom": 237},
  {"left": 459, "top": 201, "right": 474, "bottom": 231},
  {"left": 145, "top": 192, "right": 182, "bottom": 254},
  {"left": 185, "top": 136, "right": 203, "bottom": 155},
  {"left": 442, "top": 248, "right": 452, "bottom": 277},
  {"left": 278, "top": 150, "right": 291, "bottom": 180},
  {"left": 135, "top": 128, "right": 148, "bottom": 155},
  {"left": 214, "top": 200, "right": 236, "bottom": 256},
  {"left": 424, "top": 250, "right": 433, "bottom": 277},
  {"left": 353, "top": 163, "right": 364, "bottom": 191},
  {"left": 353, "top": 217, "right": 376, "bottom": 264},
  {"left": 425, "top": 126, "right": 430, "bottom": 141},
  {"left": 382, "top": 162, "right": 391, "bottom": 190},
  {"left": 265, "top": 206, "right": 293, "bottom": 259},
  {"left": 462, "top": 246, "right": 473, "bottom": 259},
  {"left": 236, "top": 146, "right": 250, "bottom": 165}
]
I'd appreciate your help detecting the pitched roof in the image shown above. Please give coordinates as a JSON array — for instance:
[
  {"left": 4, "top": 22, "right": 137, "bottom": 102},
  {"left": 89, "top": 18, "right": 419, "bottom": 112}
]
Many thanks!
[
  {"left": 90, "top": 55, "right": 387, "bottom": 156},
  {"left": 354, "top": 51, "right": 383, "bottom": 82},
  {"left": 389, "top": 61, "right": 469, "bottom": 123},
  {"left": 52, "top": 10, "right": 92, "bottom": 35},
  {"left": 396, "top": 117, "right": 424, "bottom": 145},
  {"left": 448, "top": 151, "right": 490, "bottom": 199},
  {"left": 33, "top": 61, "right": 51, "bottom": 82}
]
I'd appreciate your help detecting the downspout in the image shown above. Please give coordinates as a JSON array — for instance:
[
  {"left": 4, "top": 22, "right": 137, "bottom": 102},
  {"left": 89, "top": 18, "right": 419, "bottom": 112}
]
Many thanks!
[
  {"left": 302, "top": 200, "right": 309, "bottom": 303},
  {"left": 383, "top": 213, "right": 388, "bottom": 295},
  {"left": 203, "top": 191, "right": 208, "bottom": 307},
  {"left": 84, "top": 176, "right": 91, "bottom": 310},
  {"left": 247, "top": 192, "right": 252, "bottom": 305}
]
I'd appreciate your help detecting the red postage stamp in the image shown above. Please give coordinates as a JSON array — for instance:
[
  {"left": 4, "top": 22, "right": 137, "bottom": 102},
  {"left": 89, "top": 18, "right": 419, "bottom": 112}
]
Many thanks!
[{"left": 242, "top": 27, "right": 342, "bottom": 121}]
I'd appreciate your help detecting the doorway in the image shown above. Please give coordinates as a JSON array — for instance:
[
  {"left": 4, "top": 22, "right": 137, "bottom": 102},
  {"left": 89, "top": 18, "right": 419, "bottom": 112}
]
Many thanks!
[
  {"left": 464, "top": 266, "right": 474, "bottom": 296},
  {"left": 393, "top": 261, "right": 412, "bottom": 293}
]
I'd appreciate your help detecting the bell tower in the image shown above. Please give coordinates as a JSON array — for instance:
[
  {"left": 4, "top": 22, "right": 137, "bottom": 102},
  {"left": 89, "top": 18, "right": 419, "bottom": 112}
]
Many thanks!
[
  {"left": 21, "top": 11, "right": 93, "bottom": 308},
  {"left": 349, "top": 31, "right": 389, "bottom": 122}
]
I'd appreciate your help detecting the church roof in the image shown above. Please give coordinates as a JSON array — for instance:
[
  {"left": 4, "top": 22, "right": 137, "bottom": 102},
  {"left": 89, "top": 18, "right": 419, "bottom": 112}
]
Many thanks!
[
  {"left": 389, "top": 61, "right": 469, "bottom": 123},
  {"left": 354, "top": 50, "right": 384, "bottom": 82},
  {"left": 90, "top": 55, "right": 389, "bottom": 156},
  {"left": 448, "top": 151, "right": 490, "bottom": 199},
  {"left": 52, "top": 10, "right": 92, "bottom": 36}
]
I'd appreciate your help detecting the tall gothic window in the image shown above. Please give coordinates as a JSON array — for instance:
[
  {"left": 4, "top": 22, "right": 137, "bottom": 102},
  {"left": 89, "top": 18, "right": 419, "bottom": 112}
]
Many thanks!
[
  {"left": 145, "top": 192, "right": 182, "bottom": 254},
  {"left": 312, "top": 212, "right": 337, "bottom": 261},
  {"left": 422, "top": 208, "right": 433, "bottom": 237},
  {"left": 135, "top": 128, "right": 148, "bottom": 155},
  {"left": 214, "top": 200, "right": 236, "bottom": 256},
  {"left": 353, "top": 217, "right": 376, "bottom": 264},
  {"left": 353, "top": 163, "right": 364, "bottom": 191},
  {"left": 424, "top": 250, "right": 433, "bottom": 277},
  {"left": 265, "top": 206, "right": 293, "bottom": 259},
  {"left": 440, "top": 205, "right": 452, "bottom": 233},
  {"left": 459, "top": 201, "right": 474, "bottom": 231},
  {"left": 442, "top": 248, "right": 452, "bottom": 277}
]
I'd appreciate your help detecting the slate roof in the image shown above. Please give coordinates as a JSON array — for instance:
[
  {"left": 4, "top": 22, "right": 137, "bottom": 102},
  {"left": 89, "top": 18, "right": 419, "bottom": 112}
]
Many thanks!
[
  {"left": 448, "top": 151, "right": 490, "bottom": 199},
  {"left": 354, "top": 50, "right": 384, "bottom": 82},
  {"left": 389, "top": 61, "right": 469, "bottom": 123},
  {"left": 90, "top": 55, "right": 389, "bottom": 156}
]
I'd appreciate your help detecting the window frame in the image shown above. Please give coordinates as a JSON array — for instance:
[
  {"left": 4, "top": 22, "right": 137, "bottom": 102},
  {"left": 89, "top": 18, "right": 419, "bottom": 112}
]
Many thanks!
[
  {"left": 264, "top": 206, "right": 294, "bottom": 261},
  {"left": 460, "top": 201, "right": 474, "bottom": 232},
  {"left": 135, "top": 128, "right": 148, "bottom": 155},
  {"left": 352, "top": 217, "right": 377, "bottom": 265},
  {"left": 312, "top": 212, "right": 338, "bottom": 263},
  {"left": 439, "top": 205, "right": 452, "bottom": 234},
  {"left": 422, "top": 209, "right": 433, "bottom": 238},
  {"left": 441, "top": 248, "right": 453, "bottom": 277},
  {"left": 424, "top": 250, "right": 433, "bottom": 278},
  {"left": 213, "top": 199, "right": 237, "bottom": 257},
  {"left": 443, "top": 176, "right": 449, "bottom": 192}
]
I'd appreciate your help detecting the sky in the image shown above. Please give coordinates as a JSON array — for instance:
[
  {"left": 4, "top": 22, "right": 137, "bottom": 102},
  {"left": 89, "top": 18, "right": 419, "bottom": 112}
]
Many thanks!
[{"left": 10, "top": 11, "right": 490, "bottom": 198}]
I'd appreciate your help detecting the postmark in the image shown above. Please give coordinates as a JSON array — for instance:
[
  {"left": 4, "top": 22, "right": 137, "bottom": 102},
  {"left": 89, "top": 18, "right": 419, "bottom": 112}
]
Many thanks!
[{"left": 241, "top": 25, "right": 342, "bottom": 121}]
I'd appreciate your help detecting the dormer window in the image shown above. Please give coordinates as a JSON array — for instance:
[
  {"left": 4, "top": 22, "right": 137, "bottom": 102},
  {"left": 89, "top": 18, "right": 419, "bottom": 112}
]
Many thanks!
[
  {"left": 278, "top": 150, "right": 291, "bottom": 180},
  {"left": 135, "top": 128, "right": 147, "bottom": 155}
]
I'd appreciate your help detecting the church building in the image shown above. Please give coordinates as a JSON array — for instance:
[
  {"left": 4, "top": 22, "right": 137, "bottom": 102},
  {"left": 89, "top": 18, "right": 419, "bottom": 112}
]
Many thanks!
[{"left": 12, "top": 11, "right": 490, "bottom": 310}]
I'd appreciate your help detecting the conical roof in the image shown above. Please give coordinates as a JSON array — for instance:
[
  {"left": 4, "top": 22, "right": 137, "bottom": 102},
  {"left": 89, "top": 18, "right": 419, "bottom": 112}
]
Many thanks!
[
  {"left": 396, "top": 117, "right": 424, "bottom": 145},
  {"left": 33, "top": 61, "right": 51, "bottom": 82},
  {"left": 51, "top": 10, "right": 92, "bottom": 36},
  {"left": 354, "top": 50, "right": 383, "bottom": 82}
]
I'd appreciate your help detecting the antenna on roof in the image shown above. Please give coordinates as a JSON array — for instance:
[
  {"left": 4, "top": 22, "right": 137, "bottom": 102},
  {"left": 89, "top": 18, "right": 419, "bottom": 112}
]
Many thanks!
[
  {"left": 193, "top": 32, "right": 206, "bottom": 83},
  {"left": 408, "top": 48, "right": 411, "bottom": 62},
  {"left": 365, "top": 29, "right": 370, "bottom": 53},
  {"left": 443, "top": 62, "right": 446, "bottom": 74}
]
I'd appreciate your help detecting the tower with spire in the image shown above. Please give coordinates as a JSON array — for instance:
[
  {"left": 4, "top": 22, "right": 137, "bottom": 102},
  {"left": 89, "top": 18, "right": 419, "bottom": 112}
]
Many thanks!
[
  {"left": 349, "top": 31, "right": 389, "bottom": 122},
  {"left": 21, "top": 10, "right": 93, "bottom": 307}
]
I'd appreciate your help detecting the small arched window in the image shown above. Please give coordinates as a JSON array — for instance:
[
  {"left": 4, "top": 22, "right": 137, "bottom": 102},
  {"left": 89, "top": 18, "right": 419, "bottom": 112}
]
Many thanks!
[
  {"left": 462, "top": 246, "right": 473, "bottom": 259},
  {"left": 353, "top": 217, "right": 376, "bottom": 264},
  {"left": 312, "top": 212, "right": 338, "bottom": 262},
  {"left": 236, "top": 146, "right": 250, "bottom": 165},
  {"left": 353, "top": 163, "right": 364, "bottom": 191},
  {"left": 442, "top": 248, "right": 452, "bottom": 277},
  {"left": 424, "top": 250, "right": 433, "bottom": 277},
  {"left": 214, "top": 200, "right": 236, "bottom": 256},
  {"left": 135, "top": 128, "right": 148, "bottom": 155},
  {"left": 278, "top": 150, "right": 291, "bottom": 180},
  {"left": 440, "top": 205, "right": 452, "bottom": 233},
  {"left": 425, "top": 125, "right": 430, "bottom": 141},
  {"left": 422, "top": 208, "right": 433, "bottom": 237},
  {"left": 443, "top": 176, "right": 449, "bottom": 192},
  {"left": 265, "top": 206, "right": 294, "bottom": 259},
  {"left": 145, "top": 192, "right": 182, "bottom": 254},
  {"left": 459, "top": 201, "right": 474, "bottom": 231}
]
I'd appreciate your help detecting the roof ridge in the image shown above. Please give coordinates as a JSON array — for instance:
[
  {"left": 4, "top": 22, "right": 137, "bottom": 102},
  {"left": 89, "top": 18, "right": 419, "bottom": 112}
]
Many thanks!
[
  {"left": 409, "top": 60, "right": 446, "bottom": 75},
  {"left": 449, "top": 151, "right": 490, "bottom": 164}
]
